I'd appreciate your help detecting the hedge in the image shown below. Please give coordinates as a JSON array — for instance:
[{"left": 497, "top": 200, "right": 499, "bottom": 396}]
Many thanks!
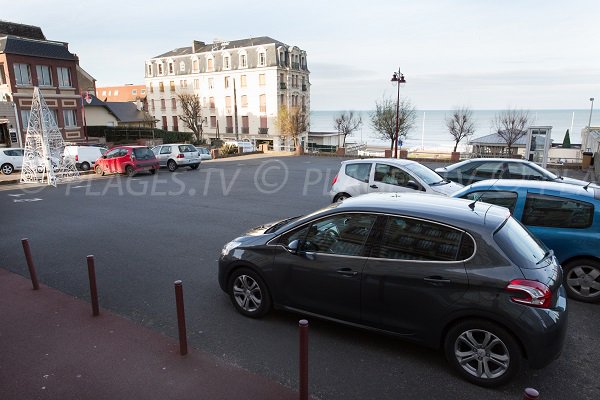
[{"left": 86, "top": 126, "right": 193, "bottom": 144}]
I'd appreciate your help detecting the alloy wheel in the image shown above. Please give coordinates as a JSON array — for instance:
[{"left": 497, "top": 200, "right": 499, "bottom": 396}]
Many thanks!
[
  {"left": 232, "top": 274, "right": 262, "bottom": 313},
  {"left": 454, "top": 329, "right": 510, "bottom": 380}
]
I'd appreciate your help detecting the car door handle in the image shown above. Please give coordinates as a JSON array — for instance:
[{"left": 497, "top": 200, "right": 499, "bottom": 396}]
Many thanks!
[
  {"left": 336, "top": 268, "right": 358, "bottom": 276},
  {"left": 424, "top": 276, "right": 451, "bottom": 284},
  {"left": 370, "top": 185, "right": 378, "bottom": 189}
]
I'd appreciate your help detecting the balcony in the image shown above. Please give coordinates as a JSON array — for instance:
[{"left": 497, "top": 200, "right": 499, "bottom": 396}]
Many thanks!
[
  {"left": 258, "top": 128, "right": 268, "bottom": 134},
  {"left": 226, "top": 127, "right": 233, "bottom": 134},
  {"left": 302, "top": 84, "right": 307, "bottom": 91},
  {"left": 241, "top": 127, "right": 249, "bottom": 134},
  {"left": 279, "top": 82, "right": 287, "bottom": 89}
]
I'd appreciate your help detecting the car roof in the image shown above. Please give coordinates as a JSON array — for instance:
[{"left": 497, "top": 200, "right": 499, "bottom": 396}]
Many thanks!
[
  {"left": 341, "top": 158, "right": 420, "bottom": 167},
  {"left": 438, "top": 158, "right": 538, "bottom": 170},
  {"left": 456, "top": 179, "right": 599, "bottom": 199},
  {"left": 331, "top": 192, "right": 510, "bottom": 231}
]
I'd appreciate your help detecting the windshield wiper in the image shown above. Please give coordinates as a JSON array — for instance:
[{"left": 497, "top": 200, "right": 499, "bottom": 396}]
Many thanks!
[{"left": 536, "top": 249, "right": 554, "bottom": 265}]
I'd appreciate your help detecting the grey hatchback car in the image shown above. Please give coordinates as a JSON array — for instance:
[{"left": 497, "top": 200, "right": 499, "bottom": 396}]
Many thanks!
[{"left": 219, "top": 193, "right": 567, "bottom": 387}]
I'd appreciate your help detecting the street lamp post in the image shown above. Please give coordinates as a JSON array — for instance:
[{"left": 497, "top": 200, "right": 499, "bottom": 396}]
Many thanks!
[
  {"left": 589, "top": 97, "right": 595, "bottom": 128},
  {"left": 391, "top": 69, "right": 406, "bottom": 158}
]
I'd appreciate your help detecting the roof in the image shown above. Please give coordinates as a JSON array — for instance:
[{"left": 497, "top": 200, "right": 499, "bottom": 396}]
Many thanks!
[
  {"left": 83, "top": 94, "right": 147, "bottom": 123},
  {"left": 154, "top": 36, "right": 287, "bottom": 58},
  {"left": 456, "top": 179, "right": 599, "bottom": 200},
  {"left": 0, "top": 21, "right": 45, "bottom": 40},
  {"left": 469, "top": 132, "right": 528, "bottom": 146},
  {"left": 340, "top": 158, "right": 419, "bottom": 166},
  {"left": 0, "top": 35, "right": 77, "bottom": 61},
  {"left": 334, "top": 192, "right": 510, "bottom": 231}
]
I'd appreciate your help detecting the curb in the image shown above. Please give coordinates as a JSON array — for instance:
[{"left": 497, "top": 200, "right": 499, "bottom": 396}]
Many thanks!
[{"left": 0, "top": 170, "right": 95, "bottom": 186}]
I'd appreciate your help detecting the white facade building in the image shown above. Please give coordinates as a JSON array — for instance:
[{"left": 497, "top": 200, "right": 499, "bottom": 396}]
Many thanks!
[{"left": 145, "top": 37, "right": 310, "bottom": 150}]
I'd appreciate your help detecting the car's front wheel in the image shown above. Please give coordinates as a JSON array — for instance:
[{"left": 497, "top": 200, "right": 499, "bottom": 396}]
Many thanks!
[
  {"left": 227, "top": 267, "right": 271, "bottom": 318},
  {"left": 95, "top": 165, "right": 104, "bottom": 176},
  {"left": 563, "top": 258, "right": 600, "bottom": 303},
  {"left": 167, "top": 160, "right": 178, "bottom": 172},
  {"left": 444, "top": 319, "right": 521, "bottom": 387},
  {"left": 1, "top": 163, "right": 14, "bottom": 175},
  {"left": 125, "top": 165, "right": 135, "bottom": 177}
]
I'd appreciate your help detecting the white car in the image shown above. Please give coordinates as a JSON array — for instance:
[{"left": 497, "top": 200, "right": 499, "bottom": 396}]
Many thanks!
[
  {"left": 0, "top": 147, "right": 24, "bottom": 175},
  {"left": 329, "top": 158, "right": 463, "bottom": 202},
  {"left": 194, "top": 146, "right": 212, "bottom": 160},
  {"left": 151, "top": 143, "right": 200, "bottom": 172},
  {"left": 63, "top": 145, "right": 105, "bottom": 171}
]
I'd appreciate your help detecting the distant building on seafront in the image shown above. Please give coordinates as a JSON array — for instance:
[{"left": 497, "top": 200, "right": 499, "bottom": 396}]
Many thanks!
[
  {"left": 145, "top": 37, "right": 310, "bottom": 149},
  {"left": 0, "top": 20, "right": 96, "bottom": 145}
]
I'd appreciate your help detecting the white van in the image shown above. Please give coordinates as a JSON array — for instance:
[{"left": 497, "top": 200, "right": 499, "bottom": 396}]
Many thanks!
[{"left": 63, "top": 145, "right": 106, "bottom": 171}]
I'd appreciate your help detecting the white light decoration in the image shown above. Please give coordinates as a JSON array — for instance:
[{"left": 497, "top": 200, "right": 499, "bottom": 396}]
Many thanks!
[{"left": 20, "top": 87, "right": 79, "bottom": 186}]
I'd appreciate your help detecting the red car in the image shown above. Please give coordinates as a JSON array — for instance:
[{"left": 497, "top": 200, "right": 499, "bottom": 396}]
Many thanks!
[{"left": 94, "top": 146, "right": 160, "bottom": 177}]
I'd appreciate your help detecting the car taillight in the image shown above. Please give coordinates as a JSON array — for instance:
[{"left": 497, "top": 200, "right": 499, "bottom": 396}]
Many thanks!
[
  {"left": 331, "top": 174, "right": 338, "bottom": 186},
  {"left": 75, "top": 155, "right": 79, "bottom": 161},
  {"left": 506, "top": 279, "right": 552, "bottom": 308},
  {"left": 177, "top": 154, "right": 184, "bottom": 158}
]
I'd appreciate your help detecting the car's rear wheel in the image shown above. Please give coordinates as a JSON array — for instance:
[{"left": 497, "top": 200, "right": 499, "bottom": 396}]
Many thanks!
[
  {"left": 95, "top": 165, "right": 104, "bottom": 176},
  {"left": 149, "top": 169, "right": 156, "bottom": 175},
  {"left": 125, "top": 165, "right": 135, "bottom": 177},
  {"left": 81, "top": 162, "right": 90, "bottom": 171},
  {"left": 227, "top": 267, "right": 271, "bottom": 318},
  {"left": 563, "top": 258, "right": 600, "bottom": 303},
  {"left": 333, "top": 193, "right": 350, "bottom": 203},
  {"left": 1, "top": 163, "right": 14, "bottom": 175},
  {"left": 444, "top": 319, "right": 521, "bottom": 387},
  {"left": 167, "top": 160, "right": 178, "bottom": 172}
]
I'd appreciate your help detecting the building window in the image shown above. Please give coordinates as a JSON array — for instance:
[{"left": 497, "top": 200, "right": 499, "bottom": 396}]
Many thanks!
[
  {"left": 259, "top": 94, "right": 266, "bottom": 113},
  {"left": 36, "top": 65, "right": 52, "bottom": 86},
  {"left": 162, "top": 116, "right": 167, "bottom": 130},
  {"left": 259, "top": 74, "right": 265, "bottom": 86},
  {"left": 63, "top": 109, "right": 77, "bottom": 127},
  {"left": 151, "top": 99, "right": 155, "bottom": 111},
  {"left": 171, "top": 98, "right": 177, "bottom": 110},
  {"left": 224, "top": 76, "right": 230, "bottom": 89},
  {"left": 141, "top": 89, "right": 146, "bottom": 94},
  {"left": 192, "top": 59, "right": 199, "bottom": 73},
  {"left": 258, "top": 52, "right": 266, "bottom": 66},
  {"left": 114, "top": 90, "right": 119, "bottom": 96},
  {"left": 240, "top": 54, "right": 247, "bottom": 68},
  {"left": 209, "top": 97, "right": 215, "bottom": 110},
  {"left": 14, "top": 63, "right": 32, "bottom": 85},
  {"left": 180, "top": 61, "right": 185, "bottom": 72},
  {"left": 172, "top": 116, "right": 179, "bottom": 131},
  {"left": 240, "top": 75, "right": 247, "bottom": 88},
  {"left": 241, "top": 95, "right": 248, "bottom": 108},
  {"left": 149, "top": 83, "right": 153, "bottom": 94},
  {"left": 280, "top": 94, "right": 284, "bottom": 105},
  {"left": 169, "top": 81, "right": 175, "bottom": 91},
  {"left": 223, "top": 56, "right": 230, "bottom": 69},
  {"left": 102, "top": 90, "right": 107, "bottom": 96},
  {"left": 160, "top": 99, "right": 166, "bottom": 110},
  {"left": 57, "top": 67, "right": 72, "bottom": 87},
  {"left": 132, "top": 89, "right": 138, "bottom": 95},
  {"left": 210, "top": 115, "right": 216, "bottom": 128},
  {"left": 21, "top": 110, "right": 31, "bottom": 128},
  {"left": 207, "top": 58, "right": 214, "bottom": 72},
  {"left": 193, "top": 79, "right": 200, "bottom": 89},
  {"left": 50, "top": 109, "right": 59, "bottom": 126},
  {"left": 225, "top": 96, "right": 232, "bottom": 114},
  {"left": 168, "top": 62, "right": 174, "bottom": 74},
  {"left": 147, "top": 64, "right": 153, "bottom": 76},
  {"left": 208, "top": 78, "right": 214, "bottom": 89},
  {"left": 0, "top": 63, "right": 6, "bottom": 84},
  {"left": 159, "top": 82, "right": 164, "bottom": 92},
  {"left": 180, "top": 80, "right": 187, "bottom": 88},
  {"left": 158, "top": 64, "right": 163, "bottom": 75}
]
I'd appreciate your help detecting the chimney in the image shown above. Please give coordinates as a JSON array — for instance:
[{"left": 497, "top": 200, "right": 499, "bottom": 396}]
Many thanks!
[{"left": 192, "top": 40, "right": 205, "bottom": 53}]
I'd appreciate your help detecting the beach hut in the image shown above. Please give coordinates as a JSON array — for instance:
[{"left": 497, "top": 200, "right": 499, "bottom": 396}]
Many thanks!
[{"left": 467, "top": 132, "right": 527, "bottom": 158}]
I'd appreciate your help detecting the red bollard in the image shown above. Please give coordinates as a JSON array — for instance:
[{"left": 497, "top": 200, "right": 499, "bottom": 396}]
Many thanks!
[
  {"left": 86, "top": 255, "right": 99, "bottom": 316},
  {"left": 523, "top": 388, "right": 539, "bottom": 399},
  {"left": 174, "top": 280, "right": 188, "bottom": 356},
  {"left": 299, "top": 319, "right": 309, "bottom": 400},
  {"left": 21, "top": 238, "right": 39, "bottom": 290}
]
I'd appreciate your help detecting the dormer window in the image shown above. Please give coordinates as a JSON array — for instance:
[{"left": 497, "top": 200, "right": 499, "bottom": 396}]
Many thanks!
[
  {"left": 239, "top": 53, "right": 247, "bottom": 68},
  {"left": 168, "top": 62, "right": 174, "bottom": 74},
  {"left": 223, "top": 56, "right": 230, "bottom": 70},
  {"left": 258, "top": 52, "right": 266, "bottom": 67},
  {"left": 158, "top": 63, "right": 163, "bottom": 75},
  {"left": 180, "top": 61, "right": 185, "bottom": 72},
  {"left": 192, "top": 59, "right": 199, "bottom": 73},
  {"left": 207, "top": 57, "right": 214, "bottom": 72}
]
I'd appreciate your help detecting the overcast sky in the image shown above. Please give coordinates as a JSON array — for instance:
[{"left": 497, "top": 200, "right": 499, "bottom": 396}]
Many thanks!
[{"left": 3, "top": 0, "right": 599, "bottom": 110}]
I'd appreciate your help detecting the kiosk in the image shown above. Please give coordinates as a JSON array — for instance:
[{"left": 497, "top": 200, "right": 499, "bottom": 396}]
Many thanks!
[{"left": 524, "top": 126, "right": 552, "bottom": 168}]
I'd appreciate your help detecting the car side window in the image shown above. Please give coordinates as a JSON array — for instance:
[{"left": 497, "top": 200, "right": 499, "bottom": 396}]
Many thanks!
[
  {"left": 473, "top": 162, "right": 506, "bottom": 180},
  {"left": 300, "top": 213, "right": 376, "bottom": 256},
  {"left": 105, "top": 149, "right": 121, "bottom": 158},
  {"left": 509, "top": 164, "right": 545, "bottom": 180},
  {"left": 460, "top": 191, "right": 518, "bottom": 214},
  {"left": 152, "top": 147, "right": 160, "bottom": 155},
  {"left": 374, "top": 164, "right": 414, "bottom": 187},
  {"left": 344, "top": 163, "right": 371, "bottom": 183},
  {"left": 372, "top": 216, "right": 472, "bottom": 261},
  {"left": 160, "top": 146, "right": 171, "bottom": 155},
  {"left": 522, "top": 193, "right": 594, "bottom": 228}
]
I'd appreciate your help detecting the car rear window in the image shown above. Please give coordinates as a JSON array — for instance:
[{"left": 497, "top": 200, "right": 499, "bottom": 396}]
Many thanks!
[
  {"left": 494, "top": 218, "right": 548, "bottom": 269},
  {"left": 345, "top": 163, "right": 371, "bottom": 183},
  {"left": 178, "top": 145, "right": 196, "bottom": 153},
  {"left": 133, "top": 148, "right": 155, "bottom": 160}
]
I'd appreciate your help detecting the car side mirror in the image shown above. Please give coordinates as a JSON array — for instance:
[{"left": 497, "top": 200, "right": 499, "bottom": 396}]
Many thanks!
[
  {"left": 287, "top": 239, "right": 300, "bottom": 254},
  {"left": 102, "top": 155, "right": 107, "bottom": 159},
  {"left": 406, "top": 180, "right": 421, "bottom": 191}
]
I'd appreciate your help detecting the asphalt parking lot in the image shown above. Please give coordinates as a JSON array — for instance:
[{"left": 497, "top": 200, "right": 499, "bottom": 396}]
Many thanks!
[{"left": 1, "top": 155, "right": 599, "bottom": 400}]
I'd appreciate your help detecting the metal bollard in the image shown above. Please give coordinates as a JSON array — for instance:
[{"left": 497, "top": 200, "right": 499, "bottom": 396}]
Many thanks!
[
  {"left": 174, "top": 280, "right": 188, "bottom": 356},
  {"left": 86, "top": 255, "right": 99, "bottom": 316},
  {"left": 523, "top": 388, "right": 539, "bottom": 399},
  {"left": 21, "top": 238, "right": 39, "bottom": 290},
  {"left": 299, "top": 319, "right": 309, "bottom": 400}
]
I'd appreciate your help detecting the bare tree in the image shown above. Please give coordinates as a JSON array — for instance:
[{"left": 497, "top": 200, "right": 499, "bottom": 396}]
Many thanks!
[
  {"left": 275, "top": 106, "right": 309, "bottom": 148},
  {"left": 333, "top": 111, "right": 362, "bottom": 147},
  {"left": 446, "top": 107, "right": 475, "bottom": 152},
  {"left": 493, "top": 109, "right": 530, "bottom": 155},
  {"left": 177, "top": 92, "right": 205, "bottom": 141},
  {"left": 370, "top": 97, "right": 416, "bottom": 151}
]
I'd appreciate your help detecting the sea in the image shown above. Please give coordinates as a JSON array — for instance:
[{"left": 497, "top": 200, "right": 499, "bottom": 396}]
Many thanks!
[{"left": 310, "top": 109, "right": 596, "bottom": 152}]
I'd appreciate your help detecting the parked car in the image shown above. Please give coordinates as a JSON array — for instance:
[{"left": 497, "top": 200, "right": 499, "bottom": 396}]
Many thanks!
[
  {"left": 63, "top": 145, "right": 105, "bottom": 171},
  {"left": 94, "top": 146, "right": 159, "bottom": 177},
  {"left": 194, "top": 146, "right": 212, "bottom": 160},
  {"left": 151, "top": 144, "right": 200, "bottom": 172},
  {"left": 219, "top": 193, "right": 567, "bottom": 387},
  {"left": 0, "top": 147, "right": 24, "bottom": 175},
  {"left": 329, "top": 158, "right": 463, "bottom": 202},
  {"left": 435, "top": 158, "right": 597, "bottom": 187},
  {"left": 452, "top": 179, "right": 600, "bottom": 303}
]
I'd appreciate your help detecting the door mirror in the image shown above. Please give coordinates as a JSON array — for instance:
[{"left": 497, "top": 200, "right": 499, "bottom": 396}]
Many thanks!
[
  {"left": 287, "top": 239, "right": 300, "bottom": 254},
  {"left": 102, "top": 155, "right": 107, "bottom": 159},
  {"left": 406, "top": 180, "right": 421, "bottom": 191}
]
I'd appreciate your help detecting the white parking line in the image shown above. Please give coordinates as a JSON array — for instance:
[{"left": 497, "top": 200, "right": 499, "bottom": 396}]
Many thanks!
[
  {"left": 13, "top": 198, "right": 43, "bottom": 203},
  {"left": 8, "top": 194, "right": 24, "bottom": 197}
]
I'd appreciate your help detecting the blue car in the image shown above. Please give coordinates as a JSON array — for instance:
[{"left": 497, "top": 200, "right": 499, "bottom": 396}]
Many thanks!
[{"left": 453, "top": 180, "right": 600, "bottom": 303}]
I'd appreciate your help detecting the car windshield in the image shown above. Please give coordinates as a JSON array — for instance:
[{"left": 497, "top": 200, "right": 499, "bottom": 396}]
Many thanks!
[
  {"left": 403, "top": 163, "right": 445, "bottom": 185},
  {"left": 494, "top": 217, "right": 549, "bottom": 269},
  {"left": 133, "top": 148, "right": 155, "bottom": 160}
]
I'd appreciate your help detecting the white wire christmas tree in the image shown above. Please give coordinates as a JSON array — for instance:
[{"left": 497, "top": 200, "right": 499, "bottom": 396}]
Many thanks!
[{"left": 20, "top": 87, "right": 79, "bottom": 186}]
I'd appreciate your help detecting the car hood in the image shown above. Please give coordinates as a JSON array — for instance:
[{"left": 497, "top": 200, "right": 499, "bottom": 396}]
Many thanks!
[
  {"left": 555, "top": 176, "right": 600, "bottom": 188},
  {"left": 429, "top": 180, "right": 464, "bottom": 196}
]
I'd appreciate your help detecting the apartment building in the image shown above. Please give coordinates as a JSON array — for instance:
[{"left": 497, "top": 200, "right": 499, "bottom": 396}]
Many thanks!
[
  {"left": 0, "top": 21, "right": 88, "bottom": 145},
  {"left": 145, "top": 37, "right": 310, "bottom": 149}
]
